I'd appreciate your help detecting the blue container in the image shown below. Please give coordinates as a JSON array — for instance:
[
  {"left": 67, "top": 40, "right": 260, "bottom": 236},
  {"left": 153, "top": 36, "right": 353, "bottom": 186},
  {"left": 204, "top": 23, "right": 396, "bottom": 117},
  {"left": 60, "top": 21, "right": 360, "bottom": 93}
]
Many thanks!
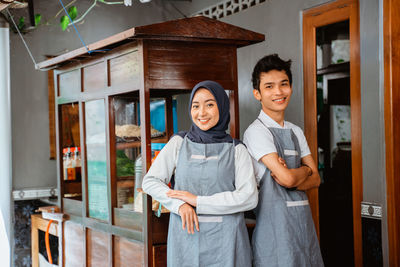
[
  {"left": 138, "top": 99, "right": 178, "bottom": 133},
  {"left": 151, "top": 143, "right": 167, "bottom": 151}
]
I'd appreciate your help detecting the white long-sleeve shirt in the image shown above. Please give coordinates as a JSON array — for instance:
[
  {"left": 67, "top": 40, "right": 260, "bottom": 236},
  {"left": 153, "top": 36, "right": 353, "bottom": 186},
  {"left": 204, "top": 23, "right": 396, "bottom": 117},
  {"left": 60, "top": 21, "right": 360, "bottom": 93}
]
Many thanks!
[{"left": 142, "top": 135, "right": 258, "bottom": 215}]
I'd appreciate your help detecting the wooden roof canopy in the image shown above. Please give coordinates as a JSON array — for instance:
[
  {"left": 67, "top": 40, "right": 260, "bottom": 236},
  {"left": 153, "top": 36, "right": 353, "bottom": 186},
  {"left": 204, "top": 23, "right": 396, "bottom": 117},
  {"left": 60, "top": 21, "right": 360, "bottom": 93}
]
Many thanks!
[
  {"left": 37, "top": 15, "right": 265, "bottom": 70},
  {"left": 0, "top": 0, "right": 14, "bottom": 12}
]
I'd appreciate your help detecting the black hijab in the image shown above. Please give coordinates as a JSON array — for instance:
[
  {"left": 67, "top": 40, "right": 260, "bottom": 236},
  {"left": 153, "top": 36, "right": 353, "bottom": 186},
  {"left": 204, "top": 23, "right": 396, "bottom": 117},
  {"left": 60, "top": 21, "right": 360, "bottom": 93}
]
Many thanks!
[{"left": 184, "top": 80, "right": 233, "bottom": 144}]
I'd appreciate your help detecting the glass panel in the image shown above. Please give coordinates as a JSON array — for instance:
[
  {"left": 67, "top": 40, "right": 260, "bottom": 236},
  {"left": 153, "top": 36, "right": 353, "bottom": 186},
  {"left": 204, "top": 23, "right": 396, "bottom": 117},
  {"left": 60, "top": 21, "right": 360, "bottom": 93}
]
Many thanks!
[
  {"left": 83, "top": 62, "right": 107, "bottom": 92},
  {"left": 114, "top": 96, "right": 140, "bottom": 212},
  {"left": 111, "top": 94, "right": 181, "bottom": 227},
  {"left": 64, "top": 221, "right": 84, "bottom": 267},
  {"left": 85, "top": 99, "right": 109, "bottom": 221},
  {"left": 59, "top": 69, "right": 81, "bottom": 97},
  {"left": 316, "top": 20, "right": 354, "bottom": 265},
  {"left": 59, "top": 103, "right": 82, "bottom": 200},
  {"left": 113, "top": 235, "right": 144, "bottom": 267},
  {"left": 109, "top": 51, "right": 140, "bottom": 86},
  {"left": 87, "top": 229, "right": 109, "bottom": 267},
  {"left": 112, "top": 95, "right": 143, "bottom": 229}
]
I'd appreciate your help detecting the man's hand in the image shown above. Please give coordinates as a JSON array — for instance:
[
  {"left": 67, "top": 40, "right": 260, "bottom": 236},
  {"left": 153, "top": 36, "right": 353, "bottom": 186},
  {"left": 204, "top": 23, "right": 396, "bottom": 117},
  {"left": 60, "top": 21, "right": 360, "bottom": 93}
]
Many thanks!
[
  {"left": 166, "top": 190, "right": 198, "bottom": 207},
  {"left": 296, "top": 155, "right": 320, "bottom": 191},
  {"left": 271, "top": 157, "right": 287, "bottom": 181},
  {"left": 178, "top": 203, "right": 199, "bottom": 234},
  {"left": 278, "top": 157, "right": 287, "bottom": 168}
]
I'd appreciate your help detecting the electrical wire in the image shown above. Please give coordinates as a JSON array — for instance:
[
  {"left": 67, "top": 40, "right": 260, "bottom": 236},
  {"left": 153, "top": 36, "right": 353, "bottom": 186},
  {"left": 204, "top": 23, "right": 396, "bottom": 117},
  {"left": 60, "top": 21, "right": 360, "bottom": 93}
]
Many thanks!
[
  {"left": 57, "top": 0, "right": 109, "bottom": 53},
  {"left": 57, "top": 0, "right": 91, "bottom": 53},
  {"left": 67, "top": 0, "right": 97, "bottom": 26},
  {"left": 5, "top": 9, "right": 38, "bottom": 69},
  {"left": 169, "top": 2, "right": 187, "bottom": 18}
]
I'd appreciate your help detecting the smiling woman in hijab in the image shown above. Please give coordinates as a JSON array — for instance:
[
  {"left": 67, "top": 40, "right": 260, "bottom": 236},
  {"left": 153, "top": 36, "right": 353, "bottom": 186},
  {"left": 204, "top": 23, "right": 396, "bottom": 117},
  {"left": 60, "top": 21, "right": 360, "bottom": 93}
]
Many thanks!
[{"left": 142, "top": 80, "right": 258, "bottom": 267}]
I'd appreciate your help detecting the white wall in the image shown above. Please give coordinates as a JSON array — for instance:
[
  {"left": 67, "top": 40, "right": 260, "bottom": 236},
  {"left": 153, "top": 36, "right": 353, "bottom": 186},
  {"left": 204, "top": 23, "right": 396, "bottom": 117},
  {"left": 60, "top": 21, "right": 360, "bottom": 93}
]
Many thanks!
[
  {"left": 207, "top": 0, "right": 332, "bottom": 134},
  {"left": 0, "top": 19, "right": 11, "bottom": 267},
  {"left": 360, "top": 0, "right": 383, "bottom": 204}
]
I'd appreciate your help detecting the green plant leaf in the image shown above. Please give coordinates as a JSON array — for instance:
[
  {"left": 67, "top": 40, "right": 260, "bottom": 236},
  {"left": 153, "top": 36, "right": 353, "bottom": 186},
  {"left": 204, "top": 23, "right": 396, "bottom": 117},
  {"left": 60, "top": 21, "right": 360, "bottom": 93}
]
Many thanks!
[
  {"left": 68, "top": 6, "right": 78, "bottom": 21},
  {"left": 17, "top": 16, "right": 25, "bottom": 31},
  {"left": 34, "top": 14, "right": 41, "bottom": 26},
  {"left": 60, "top": 15, "right": 70, "bottom": 31}
]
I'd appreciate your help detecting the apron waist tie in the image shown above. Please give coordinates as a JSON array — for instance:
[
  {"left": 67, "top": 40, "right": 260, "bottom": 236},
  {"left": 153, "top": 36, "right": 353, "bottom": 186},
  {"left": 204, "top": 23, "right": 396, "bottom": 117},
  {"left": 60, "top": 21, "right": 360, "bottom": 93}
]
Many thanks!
[
  {"left": 198, "top": 216, "right": 223, "bottom": 223},
  {"left": 286, "top": 200, "right": 309, "bottom": 207}
]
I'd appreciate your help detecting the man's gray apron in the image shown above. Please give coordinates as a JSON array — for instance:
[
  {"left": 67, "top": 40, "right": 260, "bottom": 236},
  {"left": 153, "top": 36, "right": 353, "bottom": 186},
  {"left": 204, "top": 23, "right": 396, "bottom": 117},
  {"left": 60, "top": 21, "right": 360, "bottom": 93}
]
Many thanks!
[
  {"left": 252, "top": 123, "right": 324, "bottom": 267},
  {"left": 167, "top": 137, "right": 252, "bottom": 267}
]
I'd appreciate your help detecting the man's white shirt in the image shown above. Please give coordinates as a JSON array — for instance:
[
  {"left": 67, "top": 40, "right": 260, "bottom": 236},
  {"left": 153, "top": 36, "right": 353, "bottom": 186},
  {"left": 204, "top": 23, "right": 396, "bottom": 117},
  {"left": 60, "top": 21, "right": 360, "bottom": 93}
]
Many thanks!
[{"left": 243, "top": 110, "right": 311, "bottom": 184}]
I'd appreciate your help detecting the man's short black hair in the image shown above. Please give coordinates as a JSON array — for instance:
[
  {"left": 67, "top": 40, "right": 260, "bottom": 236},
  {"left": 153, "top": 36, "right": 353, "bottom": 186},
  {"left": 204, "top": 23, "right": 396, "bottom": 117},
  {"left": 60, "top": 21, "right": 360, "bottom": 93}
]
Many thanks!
[{"left": 252, "top": 54, "right": 293, "bottom": 90}]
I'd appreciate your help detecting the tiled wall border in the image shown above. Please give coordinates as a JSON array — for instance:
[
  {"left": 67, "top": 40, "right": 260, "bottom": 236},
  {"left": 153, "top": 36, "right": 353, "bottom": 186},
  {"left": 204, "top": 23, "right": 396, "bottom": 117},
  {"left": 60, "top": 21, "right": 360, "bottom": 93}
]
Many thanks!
[{"left": 194, "top": 0, "right": 267, "bottom": 19}]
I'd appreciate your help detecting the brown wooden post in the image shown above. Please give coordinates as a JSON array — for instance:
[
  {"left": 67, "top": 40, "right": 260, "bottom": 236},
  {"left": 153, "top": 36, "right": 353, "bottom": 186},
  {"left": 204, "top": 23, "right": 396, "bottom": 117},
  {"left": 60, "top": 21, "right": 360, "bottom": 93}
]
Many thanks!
[
  {"left": 384, "top": 0, "right": 400, "bottom": 265},
  {"left": 230, "top": 46, "right": 240, "bottom": 139},
  {"left": 139, "top": 40, "right": 153, "bottom": 267},
  {"left": 165, "top": 96, "right": 174, "bottom": 140},
  {"left": 48, "top": 68, "right": 56, "bottom": 159}
]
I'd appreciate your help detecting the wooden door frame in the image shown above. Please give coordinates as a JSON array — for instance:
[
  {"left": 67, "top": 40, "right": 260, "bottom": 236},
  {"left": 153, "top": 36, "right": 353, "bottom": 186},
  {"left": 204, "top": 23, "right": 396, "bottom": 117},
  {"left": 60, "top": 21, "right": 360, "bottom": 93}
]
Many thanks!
[
  {"left": 383, "top": 0, "right": 400, "bottom": 265},
  {"left": 302, "top": 0, "right": 362, "bottom": 266}
]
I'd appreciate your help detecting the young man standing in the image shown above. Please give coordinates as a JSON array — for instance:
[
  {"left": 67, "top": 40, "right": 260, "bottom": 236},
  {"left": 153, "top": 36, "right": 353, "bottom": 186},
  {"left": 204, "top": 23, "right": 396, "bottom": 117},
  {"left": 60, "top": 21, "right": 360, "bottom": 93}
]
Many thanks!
[{"left": 243, "top": 54, "right": 324, "bottom": 266}]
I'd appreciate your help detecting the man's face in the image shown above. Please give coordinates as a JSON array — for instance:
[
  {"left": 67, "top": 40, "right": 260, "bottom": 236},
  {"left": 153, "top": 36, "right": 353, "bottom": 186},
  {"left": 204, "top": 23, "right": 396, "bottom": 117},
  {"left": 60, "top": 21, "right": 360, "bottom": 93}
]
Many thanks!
[{"left": 253, "top": 70, "right": 292, "bottom": 115}]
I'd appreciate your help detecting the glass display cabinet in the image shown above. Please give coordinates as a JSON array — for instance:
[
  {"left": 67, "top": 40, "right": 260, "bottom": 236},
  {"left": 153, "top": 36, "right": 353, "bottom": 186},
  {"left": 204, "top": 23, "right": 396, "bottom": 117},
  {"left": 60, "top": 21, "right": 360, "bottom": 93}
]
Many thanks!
[{"left": 38, "top": 16, "right": 264, "bottom": 266}]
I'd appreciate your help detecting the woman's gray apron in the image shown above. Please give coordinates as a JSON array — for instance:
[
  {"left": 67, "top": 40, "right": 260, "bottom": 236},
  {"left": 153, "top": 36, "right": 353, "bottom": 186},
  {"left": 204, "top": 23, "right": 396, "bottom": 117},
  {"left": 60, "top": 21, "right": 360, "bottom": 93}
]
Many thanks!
[
  {"left": 167, "top": 137, "right": 252, "bottom": 267},
  {"left": 252, "top": 124, "right": 324, "bottom": 267}
]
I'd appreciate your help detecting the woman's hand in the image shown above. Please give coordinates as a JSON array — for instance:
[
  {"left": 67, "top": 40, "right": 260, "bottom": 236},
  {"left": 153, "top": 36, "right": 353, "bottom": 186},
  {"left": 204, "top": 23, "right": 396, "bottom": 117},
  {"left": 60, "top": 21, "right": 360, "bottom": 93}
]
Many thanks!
[
  {"left": 178, "top": 203, "right": 199, "bottom": 234},
  {"left": 166, "top": 190, "right": 198, "bottom": 207}
]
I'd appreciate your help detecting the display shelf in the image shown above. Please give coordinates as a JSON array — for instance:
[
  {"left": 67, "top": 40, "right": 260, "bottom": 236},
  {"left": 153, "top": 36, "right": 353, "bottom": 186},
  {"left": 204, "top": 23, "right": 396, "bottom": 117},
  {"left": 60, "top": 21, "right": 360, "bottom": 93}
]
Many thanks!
[
  {"left": 113, "top": 208, "right": 143, "bottom": 231},
  {"left": 317, "top": 61, "right": 350, "bottom": 75},
  {"left": 63, "top": 180, "right": 81, "bottom": 183},
  {"left": 116, "top": 136, "right": 169, "bottom": 150},
  {"left": 116, "top": 175, "right": 135, "bottom": 180}
]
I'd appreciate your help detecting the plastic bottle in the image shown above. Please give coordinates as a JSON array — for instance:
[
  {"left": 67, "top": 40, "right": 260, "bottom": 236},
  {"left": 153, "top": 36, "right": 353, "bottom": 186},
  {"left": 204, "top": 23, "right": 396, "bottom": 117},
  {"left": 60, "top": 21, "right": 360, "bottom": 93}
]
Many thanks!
[
  {"left": 134, "top": 143, "right": 167, "bottom": 213},
  {"left": 151, "top": 143, "right": 167, "bottom": 217},
  {"left": 63, "top": 148, "right": 69, "bottom": 181},
  {"left": 66, "top": 147, "right": 76, "bottom": 181},
  {"left": 74, "top": 147, "right": 82, "bottom": 182},
  {"left": 134, "top": 155, "right": 143, "bottom": 212},
  {"left": 134, "top": 155, "right": 143, "bottom": 192}
]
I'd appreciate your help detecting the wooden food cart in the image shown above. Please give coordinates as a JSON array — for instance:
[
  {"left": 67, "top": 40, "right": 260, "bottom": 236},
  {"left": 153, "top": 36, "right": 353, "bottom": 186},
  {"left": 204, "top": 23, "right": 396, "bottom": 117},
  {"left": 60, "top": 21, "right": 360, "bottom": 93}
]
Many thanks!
[{"left": 37, "top": 16, "right": 264, "bottom": 266}]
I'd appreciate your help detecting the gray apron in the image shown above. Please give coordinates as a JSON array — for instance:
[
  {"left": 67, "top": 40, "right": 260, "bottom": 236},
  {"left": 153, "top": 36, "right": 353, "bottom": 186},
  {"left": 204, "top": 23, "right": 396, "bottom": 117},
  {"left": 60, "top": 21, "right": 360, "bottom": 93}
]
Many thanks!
[
  {"left": 167, "top": 137, "right": 252, "bottom": 267},
  {"left": 252, "top": 124, "right": 324, "bottom": 267}
]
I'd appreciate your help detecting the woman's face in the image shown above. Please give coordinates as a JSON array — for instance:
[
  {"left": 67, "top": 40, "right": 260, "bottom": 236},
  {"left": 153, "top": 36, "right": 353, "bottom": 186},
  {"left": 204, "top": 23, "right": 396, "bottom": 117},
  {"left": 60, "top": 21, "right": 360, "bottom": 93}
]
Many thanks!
[{"left": 191, "top": 88, "right": 220, "bottom": 131}]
